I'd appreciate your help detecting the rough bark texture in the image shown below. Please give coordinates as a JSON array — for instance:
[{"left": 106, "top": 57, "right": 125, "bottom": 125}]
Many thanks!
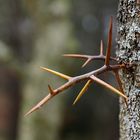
[{"left": 116, "top": 0, "right": 140, "bottom": 139}]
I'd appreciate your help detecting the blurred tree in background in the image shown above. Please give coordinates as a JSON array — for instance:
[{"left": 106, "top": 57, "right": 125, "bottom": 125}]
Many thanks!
[{"left": 0, "top": 0, "right": 119, "bottom": 140}]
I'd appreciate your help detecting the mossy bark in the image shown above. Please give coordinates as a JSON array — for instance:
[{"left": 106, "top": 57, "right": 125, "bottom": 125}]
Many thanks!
[{"left": 116, "top": 0, "right": 140, "bottom": 139}]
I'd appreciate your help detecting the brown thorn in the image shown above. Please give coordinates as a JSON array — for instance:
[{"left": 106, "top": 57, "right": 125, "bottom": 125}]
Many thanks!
[
  {"left": 48, "top": 85, "right": 54, "bottom": 95},
  {"left": 114, "top": 70, "right": 128, "bottom": 105},
  {"left": 105, "top": 17, "right": 113, "bottom": 66},
  {"left": 73, "top": 80, "right": 92, "bottom": 105},
  {"left": 24, "top": 93, "right": 52, "bottom": 116},
  {"left": 100, "top": 40, "right": 104, "bottom": 56},
  {"left": 90, "top": 75, "right": 127, "bottom": 99},
  {"left": 82, "top": 59, "right": 91, "bottom": 68},
  {"left": 63, "top": 54, "right": 87, "bottom": 59},
  {"left": 63, "top": 54, "right": 117, "bottom": 64},
  {"left": 114, "top": 71, "right": 124, "bottom": 94},
  {"left": 40, "top": 66, "right": 71, "bottom": 80}
]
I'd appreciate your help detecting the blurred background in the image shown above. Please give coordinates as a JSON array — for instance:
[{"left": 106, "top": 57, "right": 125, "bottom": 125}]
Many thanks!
[{"left": 0, "top": 0, "right": 119, "bottom": 140}]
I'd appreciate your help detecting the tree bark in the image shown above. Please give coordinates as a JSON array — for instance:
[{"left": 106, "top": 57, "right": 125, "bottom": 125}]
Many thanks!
[{"left": 116, "top": 0, "right": 140, "bottom": 139}]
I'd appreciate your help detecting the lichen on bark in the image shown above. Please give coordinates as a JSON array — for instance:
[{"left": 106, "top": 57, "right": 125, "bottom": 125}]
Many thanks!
[{"left": 116, "top": 0, "right": 140, "bottom": 139}]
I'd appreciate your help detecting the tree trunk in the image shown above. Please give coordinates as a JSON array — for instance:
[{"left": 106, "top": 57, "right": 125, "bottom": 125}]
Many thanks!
[{"left": 116, "top": 0, "right": 140, "bottom": 139}]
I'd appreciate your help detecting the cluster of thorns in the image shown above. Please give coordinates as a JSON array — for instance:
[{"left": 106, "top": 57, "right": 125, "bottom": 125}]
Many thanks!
[{"left": 25, "top": 17, "right": 127, "bottom": 116}]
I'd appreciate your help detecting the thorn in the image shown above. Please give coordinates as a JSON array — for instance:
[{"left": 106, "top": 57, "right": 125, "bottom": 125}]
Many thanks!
[
  {"left": 25, "top": 93, "right": 52, "bottom": 116},
  {"left": 63, "top": 54, "right": 92, "bottom": 68},
  {"left": 40, "top": 66, "right": 71, "bottom": 80},
  {"left": 114, "top": 71, "right": 124, "bottom": 94},
  {"left": 73, "top": 80, "right": 92, "bottom": 105},
  {"left": 82, "top": 59, "right": 91, "bottom": 68},
  {"left": 105, "top": 17, "right": 113, "bottom": 66},
  {"left": 90, "top": 75, "right": 127, "bottom": 99},
  {"left": 114, "top": 71, "right": 128, "bottom": 105},
  {"left": 48, "top": 85, "right": 54, "bottom": 95},
  {"left": 63, "top": 54, "right": 87, "bottom": 59},
  {"left": 100, "top": 40, "right": 104, "bottom": 56}
]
